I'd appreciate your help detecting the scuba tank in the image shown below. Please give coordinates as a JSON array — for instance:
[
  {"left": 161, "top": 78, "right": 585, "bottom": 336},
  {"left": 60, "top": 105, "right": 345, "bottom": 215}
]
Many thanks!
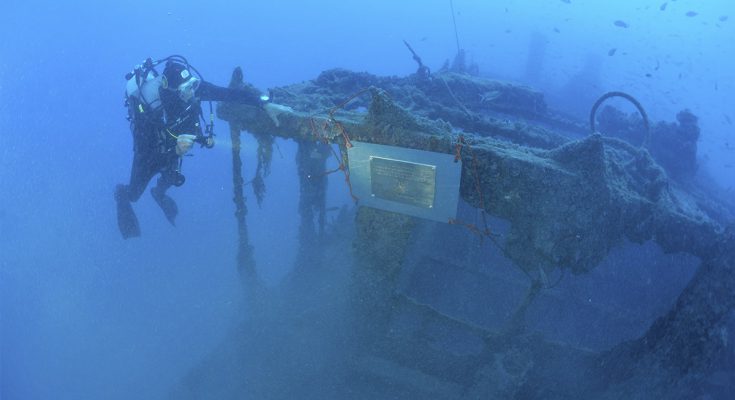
[
  {"left": 125, "top": 68, "right": 162, "bottom": 111},
  {"left": 125, "top": 58, "right": 163, "bottom": 122}
]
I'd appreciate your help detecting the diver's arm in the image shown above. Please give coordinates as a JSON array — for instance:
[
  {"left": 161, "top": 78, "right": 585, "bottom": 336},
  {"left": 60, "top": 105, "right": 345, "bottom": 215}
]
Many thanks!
[
  {"left": 197, "top": 80, "right": 294, "bottom": 127},
  {"left": 196, "top": 81, "right": 265, "bottom": 106}
]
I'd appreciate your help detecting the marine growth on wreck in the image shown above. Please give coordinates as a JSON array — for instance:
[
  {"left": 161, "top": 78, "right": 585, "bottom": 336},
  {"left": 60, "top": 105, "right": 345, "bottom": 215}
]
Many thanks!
[{"left": 173, "top": 51, "right": 735, "bottom": 398}]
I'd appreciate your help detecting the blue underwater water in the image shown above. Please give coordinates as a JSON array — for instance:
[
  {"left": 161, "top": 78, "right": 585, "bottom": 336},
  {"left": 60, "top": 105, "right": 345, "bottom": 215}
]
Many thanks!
[{"left": 1, "top": 1, "right": 734, "bottom": 399}]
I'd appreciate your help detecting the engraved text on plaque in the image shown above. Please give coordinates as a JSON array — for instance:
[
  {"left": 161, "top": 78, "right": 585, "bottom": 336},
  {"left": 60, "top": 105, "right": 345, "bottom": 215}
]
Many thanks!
[{"left": 370, "top": 156, "right": 436, "bottom": 208}]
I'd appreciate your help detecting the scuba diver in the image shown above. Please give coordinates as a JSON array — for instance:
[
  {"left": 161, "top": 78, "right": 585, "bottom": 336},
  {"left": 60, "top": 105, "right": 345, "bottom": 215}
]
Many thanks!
[{"left": 115, "top": 55, "right": 291, "bottom": 239}]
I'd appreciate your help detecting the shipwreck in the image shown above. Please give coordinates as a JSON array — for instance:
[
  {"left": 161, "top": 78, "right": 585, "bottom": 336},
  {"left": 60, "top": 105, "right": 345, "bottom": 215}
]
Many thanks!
[{"left": 172, "top": 61, "right": 735, "bottom": 399}]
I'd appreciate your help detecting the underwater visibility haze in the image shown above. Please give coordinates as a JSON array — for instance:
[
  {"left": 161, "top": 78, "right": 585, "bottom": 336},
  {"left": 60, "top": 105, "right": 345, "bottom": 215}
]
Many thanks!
[{"left": 1, "top": 0, "right": 734, "bottom": 399}]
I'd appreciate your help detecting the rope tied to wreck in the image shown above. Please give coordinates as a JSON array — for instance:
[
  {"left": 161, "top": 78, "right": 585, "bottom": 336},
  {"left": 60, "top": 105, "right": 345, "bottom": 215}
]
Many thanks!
[
  {"left": 449, "top": 134, "right": 493, "bottom": 240},
  {"left": 451, "top": 134, "right": 563, "bottom": 293},
  {"left": 305, "top": 89, "right": 379, "bottom": 203},
  {"left": 307, "top": 117, "right": 358, "bottom": 203}
]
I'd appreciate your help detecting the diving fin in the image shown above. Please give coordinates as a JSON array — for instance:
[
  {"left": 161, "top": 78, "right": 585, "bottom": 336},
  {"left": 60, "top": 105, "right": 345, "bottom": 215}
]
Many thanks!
[
  {"left": 151, "top": 187, "right": 178, "bottom": 226},
  {"left": 115, "top": 185, "right": 141, "bottom": 239}
]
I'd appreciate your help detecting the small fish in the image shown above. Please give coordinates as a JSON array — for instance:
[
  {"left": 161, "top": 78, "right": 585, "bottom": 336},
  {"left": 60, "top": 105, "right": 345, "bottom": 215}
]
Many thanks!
[
  {"left": 505, "top": 29, "right": 512, "bottom": 33},
  {"left": 614, "top": 20, "right": 629, "bottom": 28},
  {"left": 660, "top": 2, "right": 667, "bottom": 11},
  {"left": 715, "top": 82, "right": 718, "bottom": 91},
  {"left": 686, "top": 11, "right": 698, "bottom": 17},
  {"left": 608, "top": 48, "right": 617, "bottom": 56},
  {"left": 678, "top": 73, "right": 682, "bottom": 79},
  {"left": 645, "top": 73, "right": 652, "bottom": 78},
  {"left": 655, "top": 60, "right": 660, "bottom": 71},
  {"left": 725, "top": 115, "right": 732, "bottom": 125},
  {"left": 720, "top": 16, "right": 729, "bottom": 22},
  {"left": 554, "top": 27, "right": 560, "bottom": 33}
]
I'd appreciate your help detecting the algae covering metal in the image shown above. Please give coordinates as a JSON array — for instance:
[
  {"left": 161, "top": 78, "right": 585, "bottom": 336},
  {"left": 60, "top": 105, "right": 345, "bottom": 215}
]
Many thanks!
[{"left": 348, "top": 141, "right": 461, "bottom": 222}]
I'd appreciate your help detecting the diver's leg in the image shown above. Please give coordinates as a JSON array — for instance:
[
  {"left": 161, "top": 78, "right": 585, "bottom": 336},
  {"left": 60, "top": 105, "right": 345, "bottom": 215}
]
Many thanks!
[
  {"left": 115, "top": 185, "right": 140, "bottom": 239},
  {"left": 124, "top": 150, "right": 160, "bottom": 201},
  {"left": 150, "top": 155, "right": 182, "bottom": 226},
  {"left": 115, "top": 151, "right": 158, "bottom": 238}
]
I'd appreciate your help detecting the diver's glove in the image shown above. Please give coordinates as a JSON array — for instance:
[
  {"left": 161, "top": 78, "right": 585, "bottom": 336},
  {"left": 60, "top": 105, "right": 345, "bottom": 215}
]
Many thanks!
[
  {"left": 176, "top": 134, "right": 197, "bottom": 156},
  {"left": 263, "top": 102, "right": 294, "bottom": 127}
]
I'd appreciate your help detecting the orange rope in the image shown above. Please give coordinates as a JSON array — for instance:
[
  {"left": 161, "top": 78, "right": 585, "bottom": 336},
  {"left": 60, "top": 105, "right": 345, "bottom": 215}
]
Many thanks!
[
  {"left": 448, "top": 219, "right": 490, "bottom": 238},
  {"left": 452, "top": 134, "right": 492, "bottom": 239},
  {"left": 307, "top": 98, "right": 362, "bottom": 203},
  {"left": 454, "top": 135, "right": 464, "bottom": 162},
  {"left": 334, "top": 120, "right": 353, "bottom": 149}
]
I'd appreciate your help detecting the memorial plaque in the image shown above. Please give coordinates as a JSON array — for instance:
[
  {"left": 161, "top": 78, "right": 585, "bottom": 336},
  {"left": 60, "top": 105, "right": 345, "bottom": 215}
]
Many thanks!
[
  {"left": 370, "top": 157, "right": 436, "bottom": 208},
  {"left": 348, "top": 141, "right": 461, "bottom": 223}
]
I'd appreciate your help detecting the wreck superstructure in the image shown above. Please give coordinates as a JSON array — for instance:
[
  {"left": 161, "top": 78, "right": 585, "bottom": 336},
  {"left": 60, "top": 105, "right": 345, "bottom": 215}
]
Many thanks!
[{"left": 177, "top": 67, "right": 734, "bottom": 399}]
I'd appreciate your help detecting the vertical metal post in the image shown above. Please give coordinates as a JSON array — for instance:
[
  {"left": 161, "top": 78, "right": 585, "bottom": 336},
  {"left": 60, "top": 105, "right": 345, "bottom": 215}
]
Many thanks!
[{"left": 230, "top": 125, "right": 257, "bottom": 283}]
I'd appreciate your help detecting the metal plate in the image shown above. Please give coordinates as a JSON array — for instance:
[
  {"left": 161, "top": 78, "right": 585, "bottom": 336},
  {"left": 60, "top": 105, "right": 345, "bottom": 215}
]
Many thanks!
[
  {"left": 370, "top": 157, "right": 436, "bottom": 208},
  {"left": 348, "top": 141, "right": 461, "bottom": 223}
]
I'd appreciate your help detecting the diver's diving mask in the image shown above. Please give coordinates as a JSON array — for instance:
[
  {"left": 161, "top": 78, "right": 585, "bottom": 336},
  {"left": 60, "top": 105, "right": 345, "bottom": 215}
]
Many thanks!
[{"left": 177, "top": 75, "right": 200, "bottom": 102}]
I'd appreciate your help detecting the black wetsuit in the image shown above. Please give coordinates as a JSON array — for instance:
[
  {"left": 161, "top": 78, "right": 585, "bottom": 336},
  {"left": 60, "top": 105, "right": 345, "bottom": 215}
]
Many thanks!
[{"left": 115, "top": 80, "right": 263, "bottom": 237}]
